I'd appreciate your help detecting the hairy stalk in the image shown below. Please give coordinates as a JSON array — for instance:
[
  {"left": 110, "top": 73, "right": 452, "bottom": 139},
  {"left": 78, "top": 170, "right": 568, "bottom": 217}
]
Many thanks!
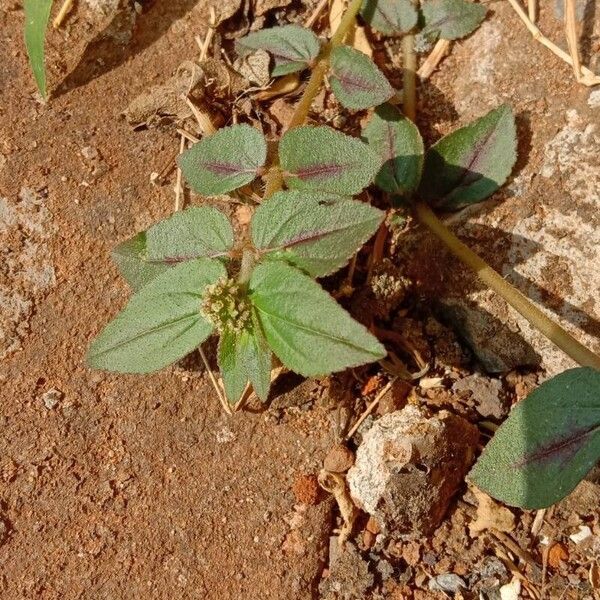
[
  {"left": 402, "top": 32, "right": 417, "bottom": 121},
  {"left": 237, "top": 248, "right": 256, "bottom": 285},
  {"left": 415, "top": 202, "right": 600, "bottom": 370},
  {"left": 262, "top": 0, "right": 364, "bottom": 198}
]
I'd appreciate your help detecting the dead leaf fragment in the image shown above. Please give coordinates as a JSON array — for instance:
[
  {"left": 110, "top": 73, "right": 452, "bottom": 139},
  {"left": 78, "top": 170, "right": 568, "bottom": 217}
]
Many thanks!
[
  {"left": 547, "top": 542, "right": 569, "bottom": 569},
  {"left": 254, "top": 73, "right": 300, "bottom": 101},
  {"left": 469, "top": 487, "right": 516, "bottom": 535},
  {"left": 124, "top": 61, "right": 204, "bottom": 126},
  {"left": 329, "top": 0, "right": 345, "bottom": 33},
  {"left": 318, "top": 470, "right": 357, "bottom": 546},
  {"left": 233, "top": 48, "right": 271, "bottom": 87}
]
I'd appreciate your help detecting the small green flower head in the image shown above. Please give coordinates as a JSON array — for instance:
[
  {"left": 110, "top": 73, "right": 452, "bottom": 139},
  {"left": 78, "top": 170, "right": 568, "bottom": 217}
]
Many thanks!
[{"left": 201, "top": 277, "right": 252, "bottom": 334}]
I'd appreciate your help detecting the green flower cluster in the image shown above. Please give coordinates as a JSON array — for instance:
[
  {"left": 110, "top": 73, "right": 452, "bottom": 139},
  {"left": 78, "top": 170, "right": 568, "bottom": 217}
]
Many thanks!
[{"left": 201, "top": 277, "right": 252, "bottom": 335}]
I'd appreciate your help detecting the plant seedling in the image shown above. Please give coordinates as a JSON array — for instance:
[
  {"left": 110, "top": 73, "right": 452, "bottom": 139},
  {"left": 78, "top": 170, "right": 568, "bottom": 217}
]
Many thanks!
[
  {"left": 86, "top": 0, "right": 600, "bottom": 511},
  {"left": 24, "top": 0, "right": 53, "bottom": 99},
  {"left": 88, "top": 124, "right": 387, "bottom": 405}
]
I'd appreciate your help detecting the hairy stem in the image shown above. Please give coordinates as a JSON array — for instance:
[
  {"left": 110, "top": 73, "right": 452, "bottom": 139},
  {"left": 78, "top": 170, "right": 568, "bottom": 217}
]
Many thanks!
[
  {"left": 263, "top": 0, "right": 364, "bottom": 198},
  {"left": 415, "top": 202, "right": 600, "bottom": 370},
  {"left": 402, "top": 32, "right": 417, "bottom": 121},
  {"left": 237, "top": 248, "right": 256, "bottom": 285}
]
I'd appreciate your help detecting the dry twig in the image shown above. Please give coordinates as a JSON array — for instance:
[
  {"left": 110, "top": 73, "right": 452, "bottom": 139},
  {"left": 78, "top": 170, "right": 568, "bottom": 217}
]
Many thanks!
[
  {"left": 417, "top": 39, "right": 451, "bottom": 80},
  {"left": 305, "top": 0, "right": 329, "bottom": 28},
  {"left": 174, "top": 134, "right": 186, "bottom": 212},
  {"left": 345, "top": 377, "right": 397, "bottom": 440}
]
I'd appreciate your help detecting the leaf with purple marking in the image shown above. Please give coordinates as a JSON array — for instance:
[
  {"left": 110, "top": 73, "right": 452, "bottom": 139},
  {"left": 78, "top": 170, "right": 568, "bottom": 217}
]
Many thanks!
[
  {"left": 469, "top": 367, "right": 600, "bottom": 509},
  {"left": 279, "top": 126, "right": 382, "bottom": 195},
  {"left": 329, "top": 46, "right": 395, "bottom": 110},
  {"left": 251, "top": 190, "right": 384, "bottom": 277},
  {"left": 112, "top": 207, "right": 233, "bottom": 290},
  {"left": 249, "top": 261, "right": 386, "bottom": 377},
  {"left": 235, "top": 25, "right": 321, "bottom": 76},
  {"left": 422, "top": 0, "right": 486, "bottom": 40},
  {"left": 362, "top": 103, "right": 424, "bottom": 201},
  {"left": 418, "top": 104, "right": 516, "bottom": 210},
  {"left": 178, "top": 124, "right": 267, "bottom": 196},
  {"left": 360, "top": 0, "right": 419, "bottom": 35}
]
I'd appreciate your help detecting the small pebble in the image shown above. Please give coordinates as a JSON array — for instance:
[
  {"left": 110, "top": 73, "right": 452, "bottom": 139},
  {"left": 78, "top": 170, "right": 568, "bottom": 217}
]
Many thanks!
[
  {"left": 429, "top": 573, "right": 466, "bottom": 593},
  {"left": 41, "top": 388, "right": 63, "bottom": 410},
  {"left": 323, "top": 444, "right": 354, "bottom": 473}
]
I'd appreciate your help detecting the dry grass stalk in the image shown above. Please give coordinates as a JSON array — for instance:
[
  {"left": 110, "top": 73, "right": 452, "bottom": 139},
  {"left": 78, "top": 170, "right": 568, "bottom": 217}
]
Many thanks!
[
  {"left": 182, "top": 96, "right": 217, "bottom": 136},
  {"left": 199, "top": 7, "right": 217, "bottom": 62},
  {"left": 174, "top": 134, "right": 186, "bottom": 212},
  {"left": 417, "top": 39, "right": 451, "bottom": 80},
  {"left": 53, "top": 0, "right": 74, "bottom": 28},
  {"left": 506, "top": 0, "right": 600, "bottom": 86},
  {"left": 564, "top": 0, "right": 582, "bottom": 81},
  {"left": 199, "top": 347, "right": 233, "bottom": 415},
  {"left": 306, "top": 0, "right": 329, "bottom": 27}
]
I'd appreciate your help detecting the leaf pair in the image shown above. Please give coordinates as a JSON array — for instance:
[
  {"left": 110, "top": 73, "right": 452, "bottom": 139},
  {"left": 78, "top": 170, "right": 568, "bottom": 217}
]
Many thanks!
[
  {"left": 88, "top": 193, "right": 386, "bottom": 404},
  {"left": 235, "top": 25, "right": 321, "bottom": 76},
  {"left": 236, "top": 25, "right": 395, "bottom": 110},
  {"left": 112, "top": 206, "right": 234, "bottom": 291},
  {"left": 178, "top": 124, "right": 383, "bottom": 197},
  {"left": 363, "top": 103, "right": 517, "bottom": 209},
  {"left": 360, "top": 0, "right": 486, "bottom": 41},
  {"left": 470, "top": 367, "right": 600, "bottom": 509}
]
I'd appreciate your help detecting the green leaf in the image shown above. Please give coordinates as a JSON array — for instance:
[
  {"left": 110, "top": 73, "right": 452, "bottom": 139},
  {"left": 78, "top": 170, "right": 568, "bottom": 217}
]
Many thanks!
[
  {"left": 249, "top": 261, "right": 386, "bottom": 377},
  {"left": 87, "top": 258, "right": 226, "bottom": 373},
  {"left": 251, "top": 191, "right": 384, "bottom": 277},
  {"left": 418, "top": 104, "right": 517, "bottom": 210},
  {"left": 218, "top": 325, "right": 272, "bottom": 404},
  {"left": 469, "top": 367, "right": 600, "bottom": 509},
  {"left": 329, "top": 46, "right": 395, "bottom": 110},
  {"left": 422, "top": 0, "right": 486, "bottom": 40},
  {"left": 360, "top": 0, "right": 419, "bottom": 35},
  {"left": 146, "top": 207, "right": 233, "bottom": 262},
  {"left": 279, "top": 126, "right": 382, "bottom": 195},
  {"left": 235, "top": 25, "right": 321, "bottom": 76},
  {"left": 112, "top": 207, "right": 233, "bottom": 290},
  {"left": 24, "top": 0, "right": 53, "bottom": 99},
  {"left": 112, "top": 233, "right": 170, "bottom": 292},
  {"left": 177, "top": 125, "right": 267, "bottom": 196},
  {"left": 362, "top": 103, "right": 424, "bottom": 201}
]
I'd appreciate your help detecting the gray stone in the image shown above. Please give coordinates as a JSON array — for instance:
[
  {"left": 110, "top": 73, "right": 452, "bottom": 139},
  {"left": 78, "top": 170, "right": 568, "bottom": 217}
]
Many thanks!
[
  {"left": 439, "top": 300, "right": 541, "bottom": 373},
  {"left": 452, "top": 373, "right": 508, "bottom": 419},
  {"left": 429, "top": 573, "right": 467, "bottom": 593},
  {"left": 347, "top": 406, "right": 479, "bottom": 538}
]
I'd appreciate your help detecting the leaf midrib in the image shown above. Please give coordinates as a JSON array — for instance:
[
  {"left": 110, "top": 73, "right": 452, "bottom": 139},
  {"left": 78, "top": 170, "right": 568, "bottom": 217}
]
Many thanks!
[{"left": 253, "top": 301, "right": 380, "bottom": 355}]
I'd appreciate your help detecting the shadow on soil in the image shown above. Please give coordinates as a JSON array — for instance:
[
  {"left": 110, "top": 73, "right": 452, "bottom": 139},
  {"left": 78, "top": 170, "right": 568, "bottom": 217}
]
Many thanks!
[{"left": 54, "top": 0, "right": 203, "bottom": 97}]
